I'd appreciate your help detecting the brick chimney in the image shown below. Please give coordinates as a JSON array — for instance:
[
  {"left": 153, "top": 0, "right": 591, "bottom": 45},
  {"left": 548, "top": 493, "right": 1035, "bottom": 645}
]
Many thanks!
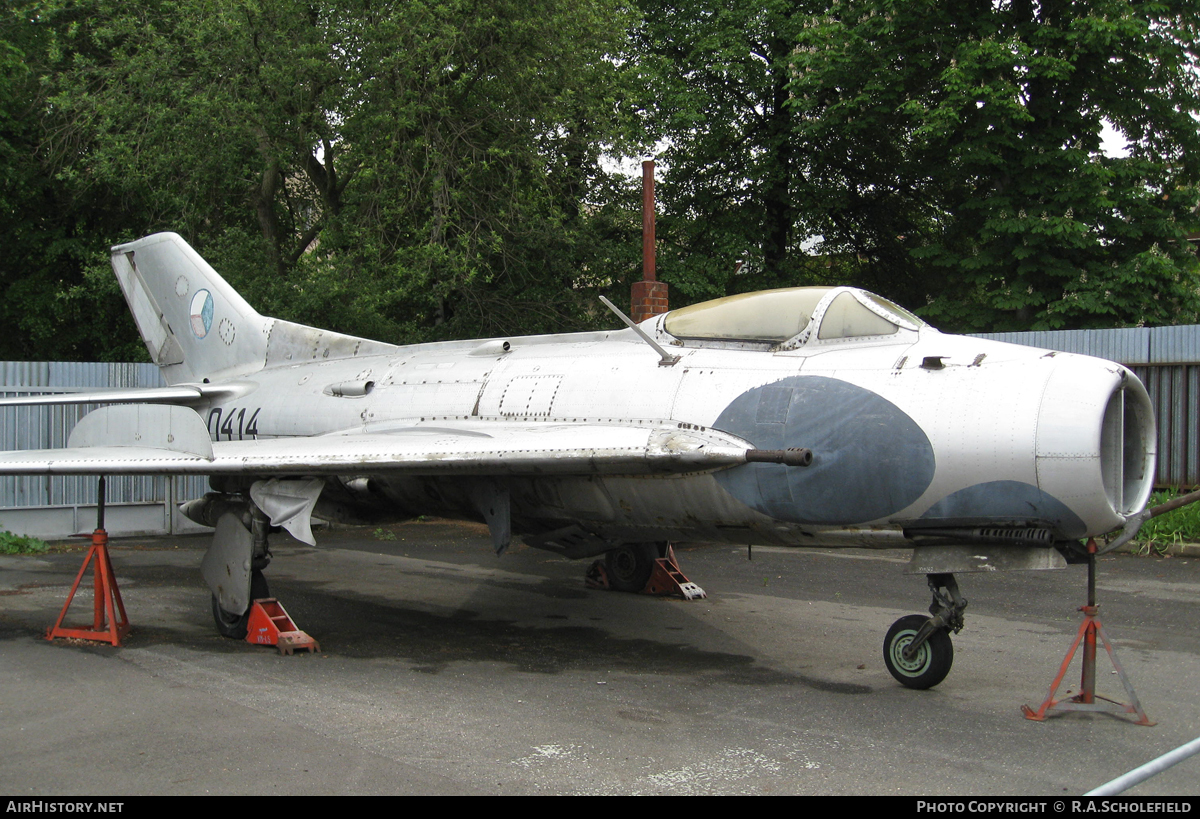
[{"left": 631, "top": 160, "right": 669, "bottom": 323}]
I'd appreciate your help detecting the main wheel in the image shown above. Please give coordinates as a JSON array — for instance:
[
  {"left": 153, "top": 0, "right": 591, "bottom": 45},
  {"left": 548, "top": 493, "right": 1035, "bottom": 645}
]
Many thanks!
[
  {"left": 883, "top": 614, "right": 953, "bottom": 689},
  {"left": 211, "top": 570, "right": 269, "bottom": 639},
  {"left": 604, "top": 543, "right": 660, "bottom": 592}
]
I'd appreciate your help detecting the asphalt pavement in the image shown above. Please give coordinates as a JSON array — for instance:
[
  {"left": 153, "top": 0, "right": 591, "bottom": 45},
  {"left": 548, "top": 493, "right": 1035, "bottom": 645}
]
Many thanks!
[{"left": 1, "top": 519, "right": 1198, "bottom": 795}]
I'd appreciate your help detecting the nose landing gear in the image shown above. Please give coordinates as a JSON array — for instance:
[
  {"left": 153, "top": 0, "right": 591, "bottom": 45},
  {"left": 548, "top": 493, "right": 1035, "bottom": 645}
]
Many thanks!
[{"left": 884, "top": 573, "right": 967, "bottom": 690}]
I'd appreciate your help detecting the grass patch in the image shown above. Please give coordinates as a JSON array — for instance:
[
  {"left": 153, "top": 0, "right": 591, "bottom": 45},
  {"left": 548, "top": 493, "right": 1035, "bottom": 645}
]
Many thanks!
[
  {"left": 1136, "top": 489, "right": 1200, "bottom": 555},
  {"left": 0, "top": 530, "right": 49, "bottom": 555}
]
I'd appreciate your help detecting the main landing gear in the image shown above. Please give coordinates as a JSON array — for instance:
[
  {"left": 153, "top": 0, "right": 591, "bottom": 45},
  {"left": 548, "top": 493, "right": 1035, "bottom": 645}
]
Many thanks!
[
  {"left": 587, "top": 542, "right": 706, "bottom": 600},
  {"left": 212, "top": 568, "right": 269, "bottom": 639},
  {"left": 883, "top": 573, "right": 967, "bottom": 690},
  {"left": 199, "top": 500, "right": 275, "bottom": 641},
  {"left": 604, "top": 543, "right": 662, "bottom": 592}
]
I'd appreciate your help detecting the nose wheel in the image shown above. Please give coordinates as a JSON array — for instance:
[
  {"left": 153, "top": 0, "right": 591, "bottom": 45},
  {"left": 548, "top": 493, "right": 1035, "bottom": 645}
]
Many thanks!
[
  {"left": 884, "top": 573, "right": 967, "bottom": 689},
  {"left": 884, "top": 614, "right": 954, "bottom": 689}
]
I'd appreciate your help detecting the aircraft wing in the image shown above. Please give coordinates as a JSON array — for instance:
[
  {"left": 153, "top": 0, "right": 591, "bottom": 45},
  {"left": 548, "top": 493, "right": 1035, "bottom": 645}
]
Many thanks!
[{"left": 0, "top": 404, "right": 777, "bottom": 477}]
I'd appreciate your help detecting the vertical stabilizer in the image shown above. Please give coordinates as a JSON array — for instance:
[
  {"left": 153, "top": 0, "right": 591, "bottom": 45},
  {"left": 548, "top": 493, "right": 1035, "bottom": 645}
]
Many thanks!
[{"left": 110, "top": 233, "right": 271, "bottom": 385}]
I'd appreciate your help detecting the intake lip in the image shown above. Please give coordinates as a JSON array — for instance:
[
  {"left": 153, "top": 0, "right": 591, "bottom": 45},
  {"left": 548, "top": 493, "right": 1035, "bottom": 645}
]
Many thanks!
[
  {"left": 1100, "top": 370, "right": 1156, "bottom": 519},
  {"left": 1035, "top": 358, "right": 1156, "bottom": 536}
]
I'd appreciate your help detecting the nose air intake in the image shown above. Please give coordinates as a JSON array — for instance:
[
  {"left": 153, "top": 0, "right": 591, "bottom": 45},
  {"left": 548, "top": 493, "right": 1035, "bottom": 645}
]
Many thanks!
[
  {"left": 1100, "top": 376, "right": 1156, "bottom": 519},
  {"left": 1036, "top": 360, "right": 1156, "bottom": 535}
]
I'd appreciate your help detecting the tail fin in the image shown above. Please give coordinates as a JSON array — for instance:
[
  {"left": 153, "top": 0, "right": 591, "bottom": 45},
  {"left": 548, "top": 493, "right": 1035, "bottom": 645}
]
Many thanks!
[{"left": 111, "top": 233, "right": 270, "bottom": 385}]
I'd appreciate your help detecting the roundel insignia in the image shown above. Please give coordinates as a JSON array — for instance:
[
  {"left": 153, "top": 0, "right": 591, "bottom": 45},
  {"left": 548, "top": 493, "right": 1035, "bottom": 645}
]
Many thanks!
[{"left": 190, "top": 289, "right": 214, "bottom": 339}]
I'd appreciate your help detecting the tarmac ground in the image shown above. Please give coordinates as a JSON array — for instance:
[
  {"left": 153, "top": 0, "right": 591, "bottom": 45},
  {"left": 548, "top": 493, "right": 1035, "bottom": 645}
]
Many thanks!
[{"left": 1, "top": 519, "right": 1198, "bottom": 796}]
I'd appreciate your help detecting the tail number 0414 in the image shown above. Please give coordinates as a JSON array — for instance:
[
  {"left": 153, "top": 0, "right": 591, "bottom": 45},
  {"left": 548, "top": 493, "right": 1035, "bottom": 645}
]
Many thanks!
[{"left": 207, "top": 407, "right": 260, "bottom": 441}]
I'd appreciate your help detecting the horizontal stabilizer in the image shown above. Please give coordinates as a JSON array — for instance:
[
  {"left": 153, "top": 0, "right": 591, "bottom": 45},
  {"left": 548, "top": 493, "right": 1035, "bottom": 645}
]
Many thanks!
[
  {"left": 68, "top": 404, "right": 214, "bottom": 459},
  {"left": 0, "top": 386, "right": 203, "bottom": 407},
  {"left": 0, "top": 382, "right": 255, "bottom": 408}
]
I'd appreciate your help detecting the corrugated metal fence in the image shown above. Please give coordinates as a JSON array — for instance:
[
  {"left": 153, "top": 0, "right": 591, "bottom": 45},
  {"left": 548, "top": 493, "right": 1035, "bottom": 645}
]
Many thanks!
[
  {"left": 0, "top": 362, "right": 208, "bottom": 538},
  {"left": 975, "top": 325, "right": 1200, "bottom": 488}
]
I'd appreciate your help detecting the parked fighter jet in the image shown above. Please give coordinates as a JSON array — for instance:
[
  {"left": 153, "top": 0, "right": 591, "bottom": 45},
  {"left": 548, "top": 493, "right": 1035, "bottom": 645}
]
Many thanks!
[{"left": 0, "top": 233, "right": 1156, "bottom": 688}]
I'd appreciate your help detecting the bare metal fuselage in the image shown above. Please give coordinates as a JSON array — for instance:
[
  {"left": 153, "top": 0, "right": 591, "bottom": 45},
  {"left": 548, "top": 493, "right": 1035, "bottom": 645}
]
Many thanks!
[{"left": 193, "top": 314, "right": 1154, "bottom": 558}]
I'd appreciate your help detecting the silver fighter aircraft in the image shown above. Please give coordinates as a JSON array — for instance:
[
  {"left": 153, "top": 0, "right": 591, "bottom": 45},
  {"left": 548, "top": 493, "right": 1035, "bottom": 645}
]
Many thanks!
[{"left": 0, "top": 233, "right": 1157, "bottom": 688}]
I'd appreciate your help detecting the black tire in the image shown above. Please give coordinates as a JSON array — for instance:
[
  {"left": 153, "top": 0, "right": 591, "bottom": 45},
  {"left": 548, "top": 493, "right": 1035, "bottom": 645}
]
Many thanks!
[
  {"left": 211, "top": 570, "right": 269, "bottom": 640},
  {"left": 604, "top": 543, "right": 659, "bottom": 592},
  {"left": 883, "top": 614, "right": 953, "bottom": 689}
]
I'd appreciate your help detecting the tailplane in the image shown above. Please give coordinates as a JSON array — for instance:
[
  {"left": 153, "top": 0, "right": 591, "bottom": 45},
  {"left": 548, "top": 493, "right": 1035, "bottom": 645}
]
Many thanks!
[{"left": 111, "top": 233, "right": 270, "bottom": 385}]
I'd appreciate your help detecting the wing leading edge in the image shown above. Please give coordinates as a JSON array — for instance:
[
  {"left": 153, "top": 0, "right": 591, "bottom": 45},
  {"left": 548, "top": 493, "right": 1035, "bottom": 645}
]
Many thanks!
[{"left": 0, "top": 403, "right": 762, "bottom": 477}]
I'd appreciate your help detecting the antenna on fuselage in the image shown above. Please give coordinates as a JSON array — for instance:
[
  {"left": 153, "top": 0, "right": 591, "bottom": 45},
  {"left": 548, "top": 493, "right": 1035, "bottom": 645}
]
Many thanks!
[{"left": 599, "top": 295, "right": 680, "bottom": 367}]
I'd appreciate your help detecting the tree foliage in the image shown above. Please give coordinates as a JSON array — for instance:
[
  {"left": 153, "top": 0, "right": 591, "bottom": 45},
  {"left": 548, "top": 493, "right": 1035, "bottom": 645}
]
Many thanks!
[
  {"left": 2, "top": 0, "right": 1199, "bottom": 362},
  {"left": 0, "top": 4, "right": 146, "bottom": 360},
  {"left": 632, "top": 0, "right": 832, "bottom": 303},
  {"left": 5, "top": 0, "right": 641, "bottom": 356},
  {"left": 637, "top": 0, "right": 1200, "bottom": 330},
  {"left": 791, "top": 0, "right": 1200, "bottom": 331}
]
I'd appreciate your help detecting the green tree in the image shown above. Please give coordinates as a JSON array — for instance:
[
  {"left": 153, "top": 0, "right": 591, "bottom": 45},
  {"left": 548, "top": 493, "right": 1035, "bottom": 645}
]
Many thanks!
[
  {"left": 25, "top": 0, "right": 639, "bottom": 352},
  {"left": 791, "top": 0, "right": 1200, "bottom": 331},
  {"left": 324, "top": 0, "right": 641, "bottom": 341},
  {"left": 0, "top": 4, "right": 146, "bottom": 360},
  {"left": 636, "top": 0, "right": 1200, "bottom": 330},
  {"left": 633, "top": 0, "right": 834, "bottom": 304}
]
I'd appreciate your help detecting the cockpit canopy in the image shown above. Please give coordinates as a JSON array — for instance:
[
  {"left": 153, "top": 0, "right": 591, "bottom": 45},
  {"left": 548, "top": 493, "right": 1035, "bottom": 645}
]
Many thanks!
[{"left": 662, "top": 286, "right": 924, "bottom": 346}]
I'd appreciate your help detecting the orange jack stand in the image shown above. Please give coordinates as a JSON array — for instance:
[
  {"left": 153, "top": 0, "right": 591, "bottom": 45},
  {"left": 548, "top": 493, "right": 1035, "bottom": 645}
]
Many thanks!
[
  {"left": 1022, "top": 539, "right": 1154, "bottom": 726},
  {"left": 46, "top": 478, "right": 130, "bottom": 647},
  {"left": 245, "top": 598, "right": 320, "bottom": 655}
]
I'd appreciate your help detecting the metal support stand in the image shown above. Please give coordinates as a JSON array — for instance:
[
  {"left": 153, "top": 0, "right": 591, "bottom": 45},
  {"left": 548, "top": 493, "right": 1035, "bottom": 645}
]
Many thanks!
[
  {"left": 1022, "top": 539, "right": 1153, "bottom": 725},
  {"left": 46, "top": 477, "right": 130, "bottom": 646}
]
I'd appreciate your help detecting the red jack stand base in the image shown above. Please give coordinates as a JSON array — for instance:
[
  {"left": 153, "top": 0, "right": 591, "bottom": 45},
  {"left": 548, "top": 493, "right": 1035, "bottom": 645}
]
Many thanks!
[
  {"left": 1022, "top": 539, "right": 1154, "bottom": 726},
  {"left": 46, "top": 528, "right": 130, "bottom": 647},
  {"left": 586, "top": 545, "right": 706, "bottom": 600},
  {"left": 245, "top": 598, "right": 320, "bottom": 655}
]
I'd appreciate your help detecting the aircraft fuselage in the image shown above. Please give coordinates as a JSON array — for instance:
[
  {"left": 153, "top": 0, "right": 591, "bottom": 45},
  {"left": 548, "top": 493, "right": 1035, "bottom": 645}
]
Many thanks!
[{"left": 194, "top": 308, "right": 1154, "bottom": 558}]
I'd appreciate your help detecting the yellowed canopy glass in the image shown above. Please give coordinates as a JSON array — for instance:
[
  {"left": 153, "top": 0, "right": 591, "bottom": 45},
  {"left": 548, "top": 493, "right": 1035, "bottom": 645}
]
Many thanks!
[
  {"left": 817, "top": 291, "right": 898, "bottom": 340},
  {"left": 663, "top": 287, "right": 832, "bottom": 342}
]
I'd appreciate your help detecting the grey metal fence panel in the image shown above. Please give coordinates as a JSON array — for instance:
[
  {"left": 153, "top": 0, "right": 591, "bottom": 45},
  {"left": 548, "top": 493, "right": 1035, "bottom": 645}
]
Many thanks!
[
  {"left": 1149, "top": 325, "right": 1200, "bottom": 364},
  {"left": 1128, "top": 364, "right": 1197, "bottom": 488},
  {"left": 0, "top": 362, "right": 209, "bottom": 534},
  {"left": 1190, "top": 367, "right": 1200, "bottom": 484},
  {"left": 975, "top": 324, "right": 1200, "bottom": 365},
  {"left": 976, "top": 328, "right": 1152, "bottom": 364}
]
